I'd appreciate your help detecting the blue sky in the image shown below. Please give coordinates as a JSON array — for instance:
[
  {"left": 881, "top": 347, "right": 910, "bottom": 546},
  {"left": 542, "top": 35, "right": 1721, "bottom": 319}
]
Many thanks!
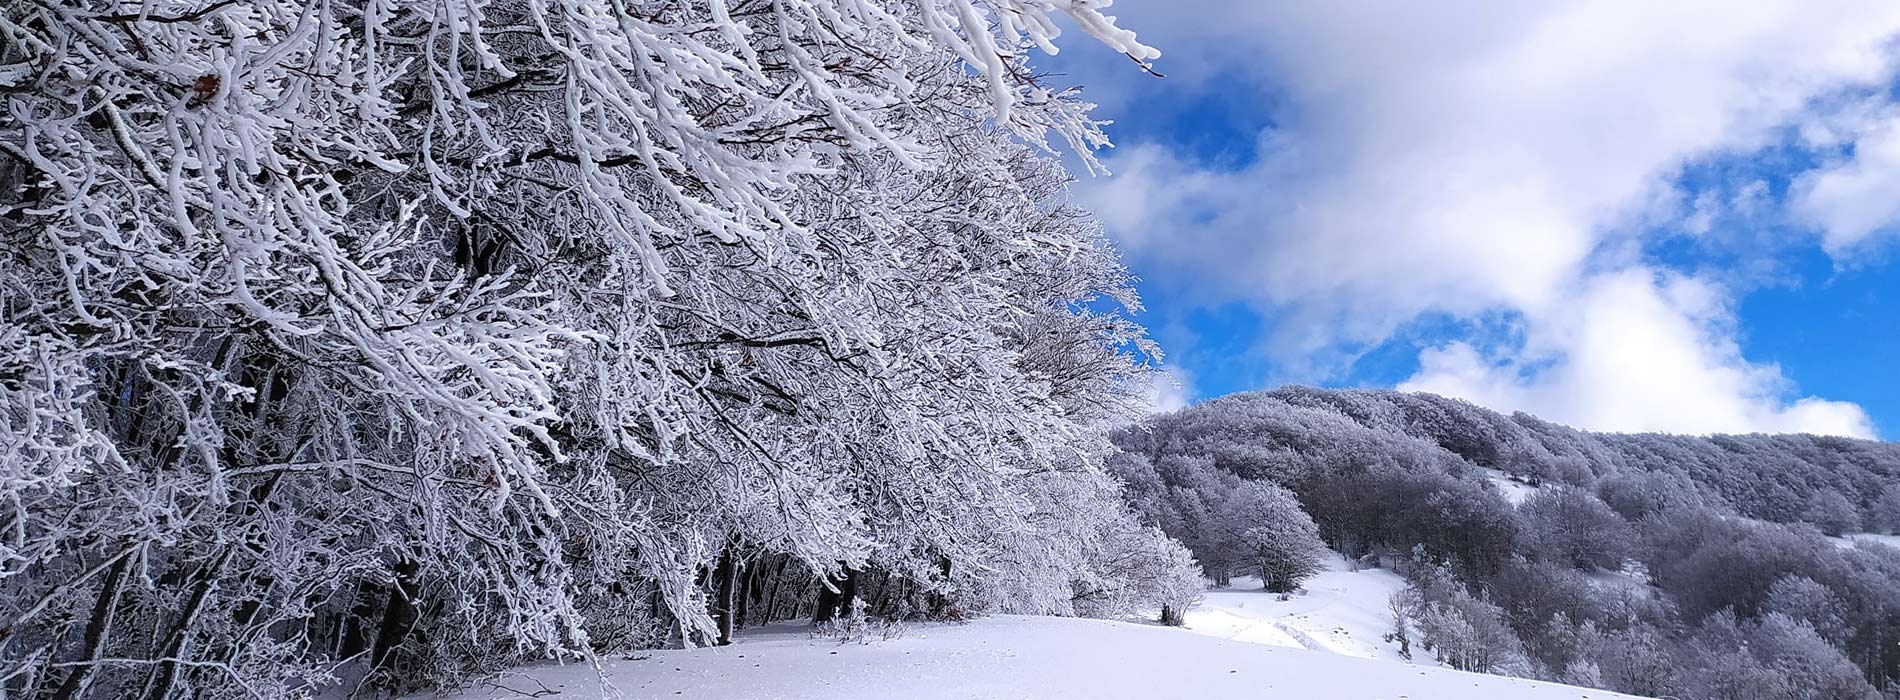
[{"left": 1049, "top": 2, "right": 1900, "bottom": 438}]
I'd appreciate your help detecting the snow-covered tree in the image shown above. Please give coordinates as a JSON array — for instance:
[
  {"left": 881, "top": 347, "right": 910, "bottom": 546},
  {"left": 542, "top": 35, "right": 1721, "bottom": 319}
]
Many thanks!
[
  {"left": 1875, "top": 484, "right": 1900, "bottom": 534},
  {"left": 1676, "top": 611, "right": 1881, "bottom": 700},
  {"left": 1802, "top": 489, "right": 1861, "bottom": 536},
  {"left": 1764, "top": 575, "right": 1851, "bottom": 645},
  {"left": 1389, "top": 558, "right": 1530, "bottom": 676},
  {"left": 1219, "top": 481, "right": 1326, "bottom": 593},
  {"left": 1, "top": 0, "right": 1167, "bottom": 696},
  {"left": 1517, "top": 487, "right": 1631, "bottom": 571},
  {"left": 1597, "top": 469, "right": 1705, "bottom": 520},
  {"left": 1068, "top": 517, "right": 1204, "bottom": 626}
]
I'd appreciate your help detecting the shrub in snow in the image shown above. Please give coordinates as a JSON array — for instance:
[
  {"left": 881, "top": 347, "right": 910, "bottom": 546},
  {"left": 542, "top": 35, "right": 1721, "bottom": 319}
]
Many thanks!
[
  {"left": 1557, "top": 658, "right": 1603, "bottom": 689},
  {"left": 812, "top": 616, "right": 907, "bottom": 645},
  {"left": 1068, "top": 523, "right": 1203, "bottom": 625},
  {"left": 1589, "top": 622, "right": 1676, "bottom": 698}
]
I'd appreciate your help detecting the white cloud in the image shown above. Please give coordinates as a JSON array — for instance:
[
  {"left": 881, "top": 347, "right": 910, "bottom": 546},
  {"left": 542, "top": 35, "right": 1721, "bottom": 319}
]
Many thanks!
[
  {"left": 1143, "top": 366, "right": 1194, "bottom": 414},
  {"left": 1064, "top": 1, "right": 1900, "bottom": 435},
  {"left": 1793, "top": 114, "right": 1900, "bottom": 252},
  {"left": 1401, "top": 269, "right": 1875, "bottom": 437}
]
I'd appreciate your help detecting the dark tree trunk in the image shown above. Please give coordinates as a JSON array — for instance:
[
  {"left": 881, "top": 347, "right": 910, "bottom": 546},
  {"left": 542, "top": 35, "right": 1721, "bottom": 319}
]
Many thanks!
[
  {"left": 339, "top": 580, "right": 380, "bottom": 660},
  {"left": 1160, "top": 605, "right": 1185, "bottom": 627},
  {"left": 369, "top": 559, "right": 421, "bottom": 675},
  {"left": 926, "top": 557, "right": 953, "bottom": 618},
  {"left": 51, "top": 553, "right": 130, "bottom": 700},
  {"left": 837, "top": 568, "right": 858, "bottom": 619},
  {"left": 738, "top": 555, "right": 769, "bottom": 630},
  {"left": 812, "top": 565, "right": 857, "bottom": 624},
  {"left": 874, "top": 571, "right": 903, "bottom": 619},
  {"left": 145, "top": 551, "right": 233, "bottom": 700},
  {"left": 713, "top": 543, "right": 738, "bottom": 645},
  {"left": 762, "top": 556, "right": 790, "bottom": 624}
]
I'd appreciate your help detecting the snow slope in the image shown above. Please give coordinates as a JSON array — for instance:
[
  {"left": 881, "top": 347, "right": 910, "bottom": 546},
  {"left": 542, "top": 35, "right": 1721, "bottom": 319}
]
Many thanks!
[
  {"left": 1833, "top": 532, "right": 1900, "bottom": 551},
  {"left": 1181, "top": 554, "right": 1412, "bottom": 662},
  {"left": 421, "top": 615, "right": 1640, "bottom": 700},
  {"left": 1479, "top": 467, "right": 1539, "bottom": 505}
]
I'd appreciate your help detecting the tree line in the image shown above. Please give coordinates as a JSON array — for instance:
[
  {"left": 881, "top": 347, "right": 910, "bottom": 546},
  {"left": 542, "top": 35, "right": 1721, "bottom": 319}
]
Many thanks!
[{"left": 0, "top": 2, "right": 1197, "bottom": 698}]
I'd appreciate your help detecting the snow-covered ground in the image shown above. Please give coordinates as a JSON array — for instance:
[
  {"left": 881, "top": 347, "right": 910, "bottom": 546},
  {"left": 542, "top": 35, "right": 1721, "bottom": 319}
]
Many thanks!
[
  {"left": 416, "top": 552, "right": 1647, "bottom": 699},
  {"left": 1479, "top": 467, "right": 1539, "bottom": 505},
  {"left": 1833, "top": 532, "right": 1900, "bottom": 551},
  {"left": 1585, "top": 563, "right": 1654, "bottom": 597},
  {"left": 1181, "top": 554, "right": 1412, "bottom": 662},
  {"left": 420, "top": 614, "right": 1639, "bottom": 700}
]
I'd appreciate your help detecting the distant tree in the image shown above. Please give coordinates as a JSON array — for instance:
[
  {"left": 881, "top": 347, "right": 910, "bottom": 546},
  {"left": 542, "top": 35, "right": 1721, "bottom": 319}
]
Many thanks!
[
  {"left": 1558, "top": 658, "right": 1604, "bottom": 689},
  {"left": 1872, "top": 484, "right": 1900, "bottom": 535},
  {"left": 1487, "top": 557, "right": 1605, "bottom": 638},
  {"left": 1593, "top": 622, "right": 1677, "bottom": 699},
  {"left": 1528, "top": 612, "right": 1605, "bottom": 686},
  {"left": 1219, "top": 482, "right": 1328, "bottom": 592},
  {"left": 1639, "top": 506, "right": 1833, "bottom": 619},
  {"left": 1676, "top": 611, "right": 1880, "bottom": 700},
  {"left": 1389, "top": 557, "right": 1532, "bottom": 676},
  {"left": 1421, "top": 482, "right": 1521, "bottom": 575},
  {"left": 1597, "top": 469, "right": 1705, "bottom": 520},
  {"left": 1764, "top": 575, "right": 1851, "bottom": 645},
  {"left": 1803, "top": 489, "right": 1861, "bottom": 537},
  {"left": 1518, "top": 488, "right": 1632, "bottom": 571},
  {"left": 1746, "top": 613, "right": 1880, "bottom": 700},
  {"left": 1409, "top": 589, "right": 1530, "bottom": 675}
]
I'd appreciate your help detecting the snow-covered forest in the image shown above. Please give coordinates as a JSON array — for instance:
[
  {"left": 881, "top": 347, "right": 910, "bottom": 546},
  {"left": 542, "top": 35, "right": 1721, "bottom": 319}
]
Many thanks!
[
  {"left": 1113, "top": 387, "right": 1900, "bottom": 699},
  {"left": 10, "top": 2, "right": 1900, "bottom": 700},
  {"left": 0, "top": 1, "right": 1209, "bottom": 697}
]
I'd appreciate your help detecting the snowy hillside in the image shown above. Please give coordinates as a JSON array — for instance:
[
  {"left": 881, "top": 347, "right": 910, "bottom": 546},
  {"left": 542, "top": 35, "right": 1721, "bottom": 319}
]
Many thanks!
[
  {"left": 1834, "top": 532, "right": 1900, "bottom": 551},
  {"left": 424, "top": 615, "right": 1641, "bottom": 700},
  {"left": 1181, "top": 554, "right": 1412, "bottom": 662}
]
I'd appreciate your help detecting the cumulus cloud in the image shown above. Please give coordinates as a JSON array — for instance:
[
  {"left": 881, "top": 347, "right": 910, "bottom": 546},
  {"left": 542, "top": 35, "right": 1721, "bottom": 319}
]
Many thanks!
[
  {"left": 1793, "top": 114, "right": 1900, "bottom": 252},
  {"left": 1143, "top": 366, "right": 1194, "bottom": 414},
  {"left": 1400, "top": 269, "right": 1875, "bottom": 437},
  {"left": 1062, "top": 0, "right": 1900, "bottom": 436}
]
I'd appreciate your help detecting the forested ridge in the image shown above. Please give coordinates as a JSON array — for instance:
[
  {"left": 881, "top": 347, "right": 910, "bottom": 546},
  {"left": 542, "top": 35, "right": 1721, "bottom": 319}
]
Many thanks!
[
  {"left": 1112, "top": 386, "right": 1900, "bottom": 699},
  {"left": 1133, "top": 387, "right": 1900, "bottom": 528}
]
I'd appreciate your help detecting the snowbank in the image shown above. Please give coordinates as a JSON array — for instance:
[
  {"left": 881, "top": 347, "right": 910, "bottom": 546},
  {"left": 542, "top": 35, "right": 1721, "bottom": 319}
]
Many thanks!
[{"left": 420, "top": 614, "right": 1641, "bottom": 700}]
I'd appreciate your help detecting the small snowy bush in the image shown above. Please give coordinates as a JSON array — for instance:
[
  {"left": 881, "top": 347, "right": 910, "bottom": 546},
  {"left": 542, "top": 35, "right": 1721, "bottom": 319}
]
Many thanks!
[{"left": 812, "top": 617, "right": 908, "bottom": 645}]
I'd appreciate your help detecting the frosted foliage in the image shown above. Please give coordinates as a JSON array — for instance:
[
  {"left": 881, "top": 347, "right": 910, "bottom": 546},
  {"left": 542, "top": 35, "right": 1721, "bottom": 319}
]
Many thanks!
[
  {"left": 1877, "top": 485, "right": 1900, "bottom": 534},
  {"left": 1220, "top": 481, "right": 1324, "bottom": 593},
  {"left": 0, "top": 1, "right": 1160, "bottom": 697}
]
